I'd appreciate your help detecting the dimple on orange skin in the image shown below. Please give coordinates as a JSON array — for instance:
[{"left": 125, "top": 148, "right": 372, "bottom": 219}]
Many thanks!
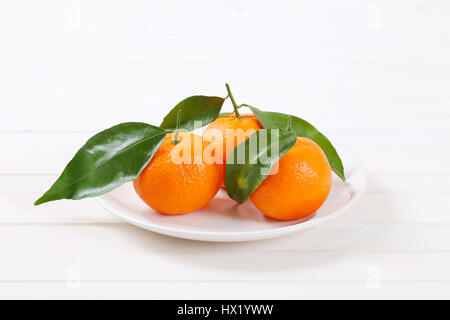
[
  {"left": 204, "top": 114, "right": 263, "bottom": 165},
  {"left": 133, "top": 133, "right": 224, "bottom": 215},
  {"left": 250, "top": 137, "right": 332, "bottom": 221}
]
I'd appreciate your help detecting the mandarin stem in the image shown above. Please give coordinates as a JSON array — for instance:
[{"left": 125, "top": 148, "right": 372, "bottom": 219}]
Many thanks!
[
  {"left": 287, "top": 115, "right": 293, "bottom": 132},
  {"left": 172, "top": 109, "right": 182, "bottom": 144},
  {"left": 225, "top": 83, "right": 241, "bottom": 118}
]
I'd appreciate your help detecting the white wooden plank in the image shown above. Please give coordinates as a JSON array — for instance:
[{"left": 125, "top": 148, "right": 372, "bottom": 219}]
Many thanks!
[
  {"left": 1, "top": 227, "right": 450, "bottom": 283},
  {"left": 1, "top": 63, "right": 449, "bottom": 99},
  {"left": 0, "top": 175, "right": 59, "bottom": 193},
  {"left": 0, "top": 1, "right": 449, "bottom": 64},
  {"left": 1, "top": 96, "right": 450, "bottom": 134},
  {"left": 340, "top": 193, "right": 450, "bottom": 224},
  {"left": 0, "top": 224, "right": 449, "bottom": 263},
  {"left": 1, "top": 281, "right": 449, "bottom": 300},
  {"left": 0, "top": 194, "right": 120, "bottom": 224},
  {"left": 368, "top": 175, "right": 450, "bottom": 194},
  {"left": 1, "top": 132, "right": 449, "bottom": 175},
  {"left": 347, "top": 134, "right": 450, "bottom": 175}
]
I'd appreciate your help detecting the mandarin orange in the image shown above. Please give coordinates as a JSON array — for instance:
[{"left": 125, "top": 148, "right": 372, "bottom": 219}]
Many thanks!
[
  {"left": 203, "top": 114, "right": 263, "bottom": 165},
  {"left": 250, "top": 137, "right": 332, "bottom": 221},
  {"left": 133, "top": 132, "right": 224, "bottom": 214}
]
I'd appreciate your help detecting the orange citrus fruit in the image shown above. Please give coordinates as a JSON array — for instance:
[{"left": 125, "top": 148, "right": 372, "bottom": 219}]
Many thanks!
[
  {"left": 250, "top": 137, "right": 332, "bottom": 221},
  {"left": 133, "top": 132, "right": 224, "bottom": 214},
  {"left": 203, "top": 114, "right": 263, "bottom": 165}
]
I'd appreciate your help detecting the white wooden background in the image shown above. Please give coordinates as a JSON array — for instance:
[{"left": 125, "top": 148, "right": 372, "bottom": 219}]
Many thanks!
[{"left": 1, "top": 0, "right": 450, "bottom": 299}]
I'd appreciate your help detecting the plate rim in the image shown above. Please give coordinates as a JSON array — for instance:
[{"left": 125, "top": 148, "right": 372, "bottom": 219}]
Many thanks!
[{"left": 96, "top": 148, "right": 367, "bottom": 242}]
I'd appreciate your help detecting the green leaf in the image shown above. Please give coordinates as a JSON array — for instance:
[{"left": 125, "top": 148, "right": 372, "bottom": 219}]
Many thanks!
[
  {"left": 225, "top": 129, "right": 297, "bottom": 204},
  {"left": 160, "top": 95, "right": 225, "bottom": 132},
  {"left": 35, "top": 123, "right": 166, "bottom": 205},
  {"left": 249, "top": 106, "right": 345, "bottom": 180}
]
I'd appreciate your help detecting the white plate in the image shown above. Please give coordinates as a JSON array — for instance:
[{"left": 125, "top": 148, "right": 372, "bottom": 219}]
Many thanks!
[{"left": 97, "top": 148, "right": 366, "bottom": 242}]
